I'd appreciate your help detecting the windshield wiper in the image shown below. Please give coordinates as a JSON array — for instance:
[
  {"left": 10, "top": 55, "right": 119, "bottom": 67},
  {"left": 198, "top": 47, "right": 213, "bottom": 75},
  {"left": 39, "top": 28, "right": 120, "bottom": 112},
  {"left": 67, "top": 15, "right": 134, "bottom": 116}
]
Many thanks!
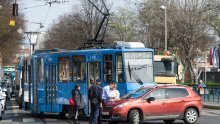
[
  {"left": 128, "top": 61, "right": 132, "bottom": 80},
  {"left": 127, "top": 61, "right": 143, "bottom": 85},
  {"left": 131, "top": 64, "right": 152, "bottom": 70}
]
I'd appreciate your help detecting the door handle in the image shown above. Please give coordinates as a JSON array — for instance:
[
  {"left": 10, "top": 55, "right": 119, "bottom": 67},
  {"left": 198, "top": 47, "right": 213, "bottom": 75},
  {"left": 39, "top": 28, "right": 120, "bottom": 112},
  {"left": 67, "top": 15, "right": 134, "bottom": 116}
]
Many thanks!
[{"left": 162, "top": 102, "right": 166, "bottom": 105}]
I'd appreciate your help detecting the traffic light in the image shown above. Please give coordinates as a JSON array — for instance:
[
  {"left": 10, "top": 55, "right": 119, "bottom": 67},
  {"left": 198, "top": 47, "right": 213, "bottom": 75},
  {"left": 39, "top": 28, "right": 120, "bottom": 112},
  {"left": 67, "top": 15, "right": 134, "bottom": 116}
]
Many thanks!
[
  {"left": 9, "top": 20, "right": 15, "bottom": 26},
  {"left": 12, "top": 3, "right": 18, "bottom": 16}
]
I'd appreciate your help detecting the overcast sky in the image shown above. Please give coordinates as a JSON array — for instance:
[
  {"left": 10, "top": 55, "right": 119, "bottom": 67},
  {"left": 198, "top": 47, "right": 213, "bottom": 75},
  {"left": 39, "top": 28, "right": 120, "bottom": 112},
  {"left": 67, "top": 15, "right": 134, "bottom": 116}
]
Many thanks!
[
  {"left": 19, "top": 0, "right": 138, "bottom": 32},
  {"left": 17, "top": 0, "right": 140, "bottom": 48}
]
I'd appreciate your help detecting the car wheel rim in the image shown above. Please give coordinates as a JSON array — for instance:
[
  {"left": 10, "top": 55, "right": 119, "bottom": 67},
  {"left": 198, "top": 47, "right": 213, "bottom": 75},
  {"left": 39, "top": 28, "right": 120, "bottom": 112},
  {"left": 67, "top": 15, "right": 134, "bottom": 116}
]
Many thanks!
[
  {"left": 186, "top": 109, "right": 197, "bottom": 123},
  {"left": 133, "top": 112, "right": 140, "bottom": 124}
]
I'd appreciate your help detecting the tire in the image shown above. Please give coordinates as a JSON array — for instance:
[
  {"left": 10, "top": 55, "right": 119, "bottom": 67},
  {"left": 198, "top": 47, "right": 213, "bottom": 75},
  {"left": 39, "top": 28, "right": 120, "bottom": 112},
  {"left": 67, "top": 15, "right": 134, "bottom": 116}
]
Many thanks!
[
  {"left": 184, "top": 108, "right": 198, "bottom": 124},
  {"left": 19, "top": 103, "right": 22, "bottom": 109},
  {"left": 163, "top": 120, "right": 175, "bottom": 123},
  {"left": 58, "top": 112, "right": 66, "bottom": 119},
  {"left": 129, "top": 109, "right": 140, "bottom": 124},
  {"left": 108, "top": 121, "right": 117, "bottom": 124}
]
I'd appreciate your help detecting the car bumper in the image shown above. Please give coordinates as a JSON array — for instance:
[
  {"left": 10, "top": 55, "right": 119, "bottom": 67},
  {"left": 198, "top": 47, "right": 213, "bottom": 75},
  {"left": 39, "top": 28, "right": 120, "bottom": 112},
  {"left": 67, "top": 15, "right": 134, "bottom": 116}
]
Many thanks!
[{"left": 101, "top": 108, "right": 128, "bottom": 122}]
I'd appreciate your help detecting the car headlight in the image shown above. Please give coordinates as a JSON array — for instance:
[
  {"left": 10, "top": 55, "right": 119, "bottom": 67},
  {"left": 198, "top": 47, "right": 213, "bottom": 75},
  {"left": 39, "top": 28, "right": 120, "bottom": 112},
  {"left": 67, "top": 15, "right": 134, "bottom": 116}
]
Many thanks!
[{"left": 114, "top": 102, "right": 128, "bottom": 109}]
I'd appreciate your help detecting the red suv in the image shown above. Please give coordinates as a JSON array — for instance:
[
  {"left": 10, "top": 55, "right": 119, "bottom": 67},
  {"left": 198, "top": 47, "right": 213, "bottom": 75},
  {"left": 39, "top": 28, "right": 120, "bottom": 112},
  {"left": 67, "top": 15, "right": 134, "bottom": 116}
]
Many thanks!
[{"left": 101, "top": 85, "right": 203, "bottom": 124}]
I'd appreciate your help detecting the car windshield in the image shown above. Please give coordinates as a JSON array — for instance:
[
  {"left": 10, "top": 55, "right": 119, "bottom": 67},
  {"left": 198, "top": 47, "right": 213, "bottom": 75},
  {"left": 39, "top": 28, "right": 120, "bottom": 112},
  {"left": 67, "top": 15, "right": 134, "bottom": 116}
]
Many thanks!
[{"left": 121, "top": 87, "right": 152, "bottom": 99}]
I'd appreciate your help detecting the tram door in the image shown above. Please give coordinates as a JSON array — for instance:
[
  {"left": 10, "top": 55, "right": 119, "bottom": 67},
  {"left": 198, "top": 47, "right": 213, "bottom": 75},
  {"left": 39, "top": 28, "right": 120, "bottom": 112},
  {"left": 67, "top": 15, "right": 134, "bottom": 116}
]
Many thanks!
[
  {"left": 88, "top": 62, "right": 101, "bottom": 113},
  {"left": 46, "top": 64, "right": 57, "bottom": 112}
]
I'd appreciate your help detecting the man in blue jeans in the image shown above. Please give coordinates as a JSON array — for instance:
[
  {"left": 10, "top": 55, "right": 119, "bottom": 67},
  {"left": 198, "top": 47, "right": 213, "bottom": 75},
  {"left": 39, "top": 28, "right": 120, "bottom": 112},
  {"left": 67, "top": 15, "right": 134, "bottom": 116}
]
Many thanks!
[{"left": 88, "top": 79, "right": 103, "bottom": 124}]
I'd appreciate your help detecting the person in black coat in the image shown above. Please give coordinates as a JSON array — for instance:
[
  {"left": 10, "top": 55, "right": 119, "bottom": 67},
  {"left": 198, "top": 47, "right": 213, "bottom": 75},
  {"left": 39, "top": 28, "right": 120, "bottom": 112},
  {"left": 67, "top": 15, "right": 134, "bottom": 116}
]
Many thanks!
[
  {"left": 72, "top": 84, "right": 84, "bottom": 124},
  {"left": 88, "top": 80, "right": 103, "bottom": 124}
]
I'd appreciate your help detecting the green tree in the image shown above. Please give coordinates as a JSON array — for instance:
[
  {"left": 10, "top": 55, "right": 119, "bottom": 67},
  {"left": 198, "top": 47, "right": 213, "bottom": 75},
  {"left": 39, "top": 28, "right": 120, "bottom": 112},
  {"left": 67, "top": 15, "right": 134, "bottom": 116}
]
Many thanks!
[{"left": 108, "top": 7, "right": 141, "bottom": 42}]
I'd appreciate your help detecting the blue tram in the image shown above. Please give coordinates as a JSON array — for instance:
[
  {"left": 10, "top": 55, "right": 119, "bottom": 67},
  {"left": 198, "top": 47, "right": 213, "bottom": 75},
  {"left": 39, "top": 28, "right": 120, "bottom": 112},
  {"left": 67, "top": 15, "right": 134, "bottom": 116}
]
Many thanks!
[{"left": 21, "top": 42, "right": 155, "bottom": 116}]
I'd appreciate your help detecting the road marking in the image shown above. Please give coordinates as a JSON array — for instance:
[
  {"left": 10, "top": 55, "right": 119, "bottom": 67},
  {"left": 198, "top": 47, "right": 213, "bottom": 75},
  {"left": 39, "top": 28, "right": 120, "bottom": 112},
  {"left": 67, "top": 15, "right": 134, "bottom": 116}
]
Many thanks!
[
  {"left": 0, "top": 119, "right": 13, "bottom": 122},
  {"left": 23, "top": 118, "right": 36, "bottom": 122},
  {"left": 12, "top": 105, "right": 19, "bottom": 117},
  {"left": 44, "top": 118, "right": 59, "bottom": 121}
]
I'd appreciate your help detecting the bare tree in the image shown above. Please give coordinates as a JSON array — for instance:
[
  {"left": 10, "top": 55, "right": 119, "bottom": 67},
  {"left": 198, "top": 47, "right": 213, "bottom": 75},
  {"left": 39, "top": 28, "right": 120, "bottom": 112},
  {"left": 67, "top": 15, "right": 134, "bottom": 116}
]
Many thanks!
[
  {"left": 139, "top": 0, "right": 215, "bottom": 83},
  {"left": 42, "top": 0, "right": 110, "bottom": 50},
  {"left": 0, "top": 0, "right": 25, "bottom": 65}
]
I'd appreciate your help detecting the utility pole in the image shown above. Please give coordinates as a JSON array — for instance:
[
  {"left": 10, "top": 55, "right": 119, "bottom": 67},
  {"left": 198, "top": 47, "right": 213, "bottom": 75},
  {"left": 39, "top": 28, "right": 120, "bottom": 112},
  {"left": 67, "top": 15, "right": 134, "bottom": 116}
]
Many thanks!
[{"left": 24, "top": 31, "right": 41, "bottom": 55}]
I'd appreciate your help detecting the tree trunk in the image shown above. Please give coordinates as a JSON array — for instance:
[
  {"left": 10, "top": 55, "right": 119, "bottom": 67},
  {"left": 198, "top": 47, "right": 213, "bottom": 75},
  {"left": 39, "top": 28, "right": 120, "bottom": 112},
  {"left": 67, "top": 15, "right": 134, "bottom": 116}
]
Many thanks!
[{"left": 187, "top": 58, "right": 196, "bottom": 84}]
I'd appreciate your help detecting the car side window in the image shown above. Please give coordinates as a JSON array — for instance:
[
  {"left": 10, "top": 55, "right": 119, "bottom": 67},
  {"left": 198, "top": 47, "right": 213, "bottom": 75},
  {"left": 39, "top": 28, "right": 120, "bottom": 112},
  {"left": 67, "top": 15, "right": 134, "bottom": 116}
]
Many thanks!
[
  {"left": 147, "top": 89, "right": 166, "bottom": 100},
  {"left": 167, "top": 88, "right": 189, "bottom": 99}
]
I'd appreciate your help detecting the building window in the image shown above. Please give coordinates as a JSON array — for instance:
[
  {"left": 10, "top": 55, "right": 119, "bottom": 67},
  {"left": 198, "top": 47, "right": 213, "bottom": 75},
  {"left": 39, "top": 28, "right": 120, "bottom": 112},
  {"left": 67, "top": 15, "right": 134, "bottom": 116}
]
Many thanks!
[{"left": 58, "top": 57, "right": 70, "bottom": 82}]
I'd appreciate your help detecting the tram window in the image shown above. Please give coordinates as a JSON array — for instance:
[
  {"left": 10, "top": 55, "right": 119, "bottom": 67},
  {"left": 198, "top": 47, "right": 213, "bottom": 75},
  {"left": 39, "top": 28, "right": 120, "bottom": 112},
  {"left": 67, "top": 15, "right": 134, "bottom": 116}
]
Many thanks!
[
  {"left": 23, "top": 61, "right": 27, "bottom": 83},
  {"left": 73, "top": 56, "right": 86, "bottom": 82},
  {"left": 104, "top": 54, "right": 113, "bottom": 82},
  {"left": 58, "top": 57, "right": 70, "bottom": 82},
  {"left": 116, "top": 54, "right": 124, "bottom": 82},
  {"left": 88, "top": 62, "right": 100, "bottom": 84},
  {"left": 28, "top": 65, "right": 31, "bottom": 83},
  {"left": 39, "top": 58, "right": 44, "bottom": 83}
]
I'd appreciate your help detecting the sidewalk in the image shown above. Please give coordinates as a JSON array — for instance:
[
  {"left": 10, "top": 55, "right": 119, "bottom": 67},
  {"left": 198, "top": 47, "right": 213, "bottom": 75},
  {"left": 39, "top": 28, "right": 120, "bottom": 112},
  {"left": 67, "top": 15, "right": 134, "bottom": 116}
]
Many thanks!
[{"left": 203, "top": 101, "right": 220, "bottom": 110}]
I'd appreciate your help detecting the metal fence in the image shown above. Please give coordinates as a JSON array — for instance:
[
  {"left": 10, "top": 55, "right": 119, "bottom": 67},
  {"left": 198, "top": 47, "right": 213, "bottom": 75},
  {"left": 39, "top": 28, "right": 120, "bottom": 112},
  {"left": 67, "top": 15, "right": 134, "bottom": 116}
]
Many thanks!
[{"left": 192, "top": 87, "right": 220, "bottom": 102}]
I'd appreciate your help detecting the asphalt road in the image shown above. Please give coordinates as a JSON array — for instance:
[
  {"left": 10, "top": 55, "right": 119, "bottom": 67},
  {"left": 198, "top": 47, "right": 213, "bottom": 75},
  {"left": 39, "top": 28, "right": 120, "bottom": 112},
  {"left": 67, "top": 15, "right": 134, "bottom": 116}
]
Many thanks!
[{"left": 1, "top": 99, "right": 220, "bottom": 124}]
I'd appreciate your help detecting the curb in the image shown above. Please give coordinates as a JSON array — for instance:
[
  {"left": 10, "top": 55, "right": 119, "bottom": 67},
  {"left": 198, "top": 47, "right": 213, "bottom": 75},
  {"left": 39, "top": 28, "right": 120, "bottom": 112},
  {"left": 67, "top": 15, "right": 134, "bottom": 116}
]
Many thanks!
[{"left": 204, "top": 104, "right": 220, "bottom": 110}]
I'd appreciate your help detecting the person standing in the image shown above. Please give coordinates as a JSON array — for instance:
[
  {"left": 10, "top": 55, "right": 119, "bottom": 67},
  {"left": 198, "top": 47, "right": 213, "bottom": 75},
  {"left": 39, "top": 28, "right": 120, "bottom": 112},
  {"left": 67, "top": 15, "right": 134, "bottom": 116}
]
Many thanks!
[
  {"left": 88, "top": 79, "right": 103, "bottom": 124},
  {"left": 108, "top": 84, "right": 120, "bottom": 101},
  {"left": 72, "top": 84, "right": 84, "bottom": 124},
  {"left": 102, "top": 82, "right": 115, "bottom": 101}
]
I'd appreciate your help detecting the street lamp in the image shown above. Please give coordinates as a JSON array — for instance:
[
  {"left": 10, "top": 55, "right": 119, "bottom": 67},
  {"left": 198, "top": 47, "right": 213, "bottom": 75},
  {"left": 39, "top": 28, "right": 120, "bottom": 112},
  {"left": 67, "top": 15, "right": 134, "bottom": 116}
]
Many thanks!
[
  {"left": 160, "top": 5, "right": 167, "bottom": 52},
  {"left": 24, "top": 31, "right": 41, "bottom": 55}
]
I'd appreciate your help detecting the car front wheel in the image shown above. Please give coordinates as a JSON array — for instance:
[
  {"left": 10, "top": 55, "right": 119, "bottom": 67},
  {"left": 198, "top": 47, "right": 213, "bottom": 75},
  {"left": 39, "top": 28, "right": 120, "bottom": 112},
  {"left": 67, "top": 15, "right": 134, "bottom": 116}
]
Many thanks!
[
  {"left": 129, "top": 109, "right": 140, "bottom": 124},
  {"left": 184, "top": 108, "right": 198, "bottom": 124}
]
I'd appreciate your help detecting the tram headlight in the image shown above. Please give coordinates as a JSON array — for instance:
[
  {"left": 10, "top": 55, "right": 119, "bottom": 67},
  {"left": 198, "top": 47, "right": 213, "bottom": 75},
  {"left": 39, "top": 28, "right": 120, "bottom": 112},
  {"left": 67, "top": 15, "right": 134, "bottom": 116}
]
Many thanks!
[{"left": 114, "top": 102, "right": 128, "bottom": 109}]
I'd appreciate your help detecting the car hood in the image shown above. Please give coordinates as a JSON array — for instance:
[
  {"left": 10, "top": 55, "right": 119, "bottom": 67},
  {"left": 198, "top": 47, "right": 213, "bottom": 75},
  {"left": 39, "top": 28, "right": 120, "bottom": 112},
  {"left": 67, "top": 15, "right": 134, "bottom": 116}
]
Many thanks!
[{"left": 104, "top": 99, "right": 136, "bottom": 107}]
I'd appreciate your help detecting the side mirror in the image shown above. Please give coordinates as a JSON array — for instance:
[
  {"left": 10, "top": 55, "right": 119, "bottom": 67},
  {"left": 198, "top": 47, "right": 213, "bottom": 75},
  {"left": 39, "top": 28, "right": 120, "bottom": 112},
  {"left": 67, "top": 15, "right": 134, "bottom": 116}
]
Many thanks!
[{"left": 146, "top": 97, "right": 155, "bottom": 103}]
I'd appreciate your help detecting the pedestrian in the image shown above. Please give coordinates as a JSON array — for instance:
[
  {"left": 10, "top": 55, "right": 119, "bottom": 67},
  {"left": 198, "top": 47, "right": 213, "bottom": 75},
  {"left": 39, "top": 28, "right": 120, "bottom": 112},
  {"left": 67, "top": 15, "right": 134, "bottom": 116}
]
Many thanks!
[
  {"left": 108, "top": 83, "right": 120, "bottom": 101},
  {"left": 88, "top": 79, "right": 103, "bottom": 124},
  {"left": 102, "top": 81, "right": 115, "bottom": 101},
  {"left": 196, "top": 80, "right": 206, "bottom": 96},
  {"left": 72, "top": 84, "right": 85, "bottom": 124}
]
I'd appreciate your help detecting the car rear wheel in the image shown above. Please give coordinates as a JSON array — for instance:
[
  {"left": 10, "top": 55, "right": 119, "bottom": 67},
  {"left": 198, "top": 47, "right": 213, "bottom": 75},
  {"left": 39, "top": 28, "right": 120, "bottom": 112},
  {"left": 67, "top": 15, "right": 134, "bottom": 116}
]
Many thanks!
[
  {"left": 163, "top": 120, "right": 175, "bottom": 123},
  {"left": 129, "top": 109, "right": 140, "bottom": 124},
  {"left": 184, "top": 108, "right": 198, "bottom": 124}
]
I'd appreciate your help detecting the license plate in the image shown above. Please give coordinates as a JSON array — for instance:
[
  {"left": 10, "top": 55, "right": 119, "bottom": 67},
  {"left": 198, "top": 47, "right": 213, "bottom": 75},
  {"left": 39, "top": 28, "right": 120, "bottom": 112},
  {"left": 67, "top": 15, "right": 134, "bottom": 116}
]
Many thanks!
[{"left": 102, "top": 111, "right": 109, "bottom": 115}]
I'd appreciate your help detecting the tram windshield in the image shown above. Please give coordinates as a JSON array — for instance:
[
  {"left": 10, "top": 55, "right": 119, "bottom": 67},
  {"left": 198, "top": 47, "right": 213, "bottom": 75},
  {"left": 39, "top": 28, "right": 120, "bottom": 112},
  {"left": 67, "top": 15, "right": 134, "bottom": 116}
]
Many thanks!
[{"left": 124, "top": 52, "right": 153, "bottom": 84}]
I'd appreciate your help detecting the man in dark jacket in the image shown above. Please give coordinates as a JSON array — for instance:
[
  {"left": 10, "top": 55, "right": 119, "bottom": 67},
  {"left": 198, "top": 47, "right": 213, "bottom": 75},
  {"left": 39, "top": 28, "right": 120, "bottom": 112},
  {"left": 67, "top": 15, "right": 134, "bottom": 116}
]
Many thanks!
[
  {"left": 72, "top": 84, "right": 84, "bottom": 124},
  {"left": 88, "top": 79, "right": 103, "bottom": 124}
]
